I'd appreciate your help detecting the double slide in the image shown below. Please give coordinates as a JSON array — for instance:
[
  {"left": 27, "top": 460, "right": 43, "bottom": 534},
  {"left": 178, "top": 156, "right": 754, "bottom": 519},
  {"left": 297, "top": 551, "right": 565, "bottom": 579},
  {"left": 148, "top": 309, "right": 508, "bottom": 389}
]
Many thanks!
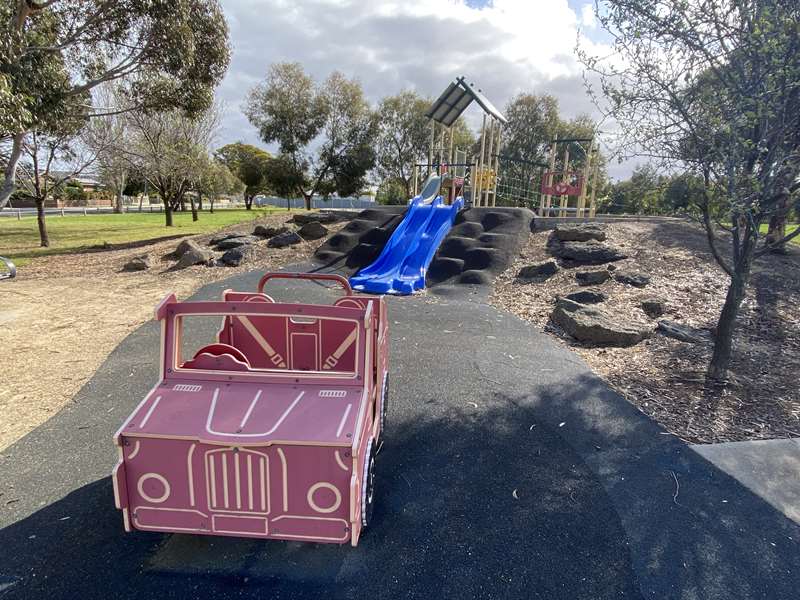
[{"left": 350, "top": 177, "right": 463, "bottom": 295}]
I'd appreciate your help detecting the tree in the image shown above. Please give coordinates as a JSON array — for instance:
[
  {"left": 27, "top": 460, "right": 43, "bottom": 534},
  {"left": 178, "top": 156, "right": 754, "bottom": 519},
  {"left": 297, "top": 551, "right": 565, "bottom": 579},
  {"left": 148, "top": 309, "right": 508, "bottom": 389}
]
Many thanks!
[
  {"left": 82, "top": 85, "right": 133, "bottom": 214},
  {"left": 195, "top": 156, "right": 243, "bottom": 214},
  {"left": 15, "top": 123, "right": 97, "bottom": 246},
  {"left": 375, "top": 91, "right": 431, "bottom": 198},
  {"left": 245, "top": 63, "right": 378, "bottom": 209},
  {"left": 0, "top": 0, "right": 230, "bottom": 208},
  {"left": 583, "top": 1, "right": 800, "bottom": 380},
  {"left": 214, "top": 143, "right": 271, "bottom": 209},
  {"left": 128, "top": 106, "right": 220, "bottom": 226}
]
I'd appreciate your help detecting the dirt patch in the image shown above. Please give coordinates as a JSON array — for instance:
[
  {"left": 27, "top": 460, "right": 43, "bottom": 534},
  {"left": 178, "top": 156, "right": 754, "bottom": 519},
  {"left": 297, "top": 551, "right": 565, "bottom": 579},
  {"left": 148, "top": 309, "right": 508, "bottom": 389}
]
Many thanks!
[
  {"left": 491, "top": 220, "right": 800, "bottom": 444},
  {"left": 0, "top": 213, "right": 343, "bottom": 451}
]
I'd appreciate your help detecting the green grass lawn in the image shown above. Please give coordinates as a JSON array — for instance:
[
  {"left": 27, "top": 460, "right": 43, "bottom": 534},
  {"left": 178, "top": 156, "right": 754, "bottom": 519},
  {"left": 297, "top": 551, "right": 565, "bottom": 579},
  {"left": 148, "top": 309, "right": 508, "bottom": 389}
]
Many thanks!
[
  {"left": 0, "top": 208, "right": 294, "bottom": 266},
  {"left": 759, "top": 223, "right": 799, "bottom": 244}
]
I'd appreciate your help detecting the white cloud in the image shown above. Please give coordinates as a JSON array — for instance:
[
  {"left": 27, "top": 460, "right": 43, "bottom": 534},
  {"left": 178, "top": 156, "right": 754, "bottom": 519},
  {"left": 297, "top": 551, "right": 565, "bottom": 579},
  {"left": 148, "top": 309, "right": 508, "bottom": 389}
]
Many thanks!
[
  {"left": 217, "top": 0, "right": 630, "bottom": 174},
  {"left": 581, "top": 3, "right": 597, "bottom": 29}
]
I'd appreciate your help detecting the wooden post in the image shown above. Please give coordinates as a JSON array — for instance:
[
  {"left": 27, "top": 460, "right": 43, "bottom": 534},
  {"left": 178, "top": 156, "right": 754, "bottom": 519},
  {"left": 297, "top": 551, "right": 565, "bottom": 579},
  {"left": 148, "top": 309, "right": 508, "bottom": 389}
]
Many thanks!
[
  {"left": 540, "top": 143, "right": 556, "bottom": 217},
  {"left": 577, "top": 142, "right": 594, "bottom": 218},
  {"left": 491, "top": 124, "right": 502, "bottom": 207},
  {"left": 428, "top": 121, "right": 435, "bottom": 174},
  {"left": 412, "top": 164, "right": 419, "bottom": 198},
  {"left": 559, "top": 146, "right": 570, "bottom": 218},
  {"left": 476, "top": 114, "right": 487, "bottom": 207},
  {"left": 447, "top": 126, "right": 455, "bottom": 204},
  {"left": 589, "top": 144, "right": 600, "bottom": 218},
  {"left": 485, "top": 119, "right": 495, "bottom": 208}
]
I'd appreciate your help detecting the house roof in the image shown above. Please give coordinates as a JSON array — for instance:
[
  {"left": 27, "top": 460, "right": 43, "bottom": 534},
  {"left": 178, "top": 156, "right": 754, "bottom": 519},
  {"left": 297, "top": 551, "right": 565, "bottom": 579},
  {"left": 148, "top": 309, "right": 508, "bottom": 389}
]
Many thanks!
[{"left": 425, "top": 76, "right": 507, "bottom": 127}]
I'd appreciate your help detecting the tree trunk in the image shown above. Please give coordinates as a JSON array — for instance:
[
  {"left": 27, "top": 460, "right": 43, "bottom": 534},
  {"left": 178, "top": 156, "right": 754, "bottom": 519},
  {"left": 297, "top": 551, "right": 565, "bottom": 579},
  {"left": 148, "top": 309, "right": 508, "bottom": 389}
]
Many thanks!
[
  {"left": 303, "top": 193, "right": 313, "bottom": 211},
  {"left": 0, "top": 133, "right": 26, "bottom": 209},
  {"left": 36, "top": 198, "right": 50, "bottom": 247},
  {"left": 245, "top": 193, "right": 253, "bottom": 210},
  {"left": 765, "top": 194, "right": 790, "bottom": 254},
  {"left": 210, "top": 197, "right": 215, "bottom": 213},
  {"left": 164, "top": 199, "right": 174, "bottom": 226},
  {"left": 197, "top": 195, "right": 203, "bottom": 211},
  {"left": 114, "top": 188, "right": 124, "bottom": 214},
  {"left": 708, "top": 270, "right": 748, "bottom": 381},
  {"left": 190, "top": 195, "right": 198, "bottom": 222}
]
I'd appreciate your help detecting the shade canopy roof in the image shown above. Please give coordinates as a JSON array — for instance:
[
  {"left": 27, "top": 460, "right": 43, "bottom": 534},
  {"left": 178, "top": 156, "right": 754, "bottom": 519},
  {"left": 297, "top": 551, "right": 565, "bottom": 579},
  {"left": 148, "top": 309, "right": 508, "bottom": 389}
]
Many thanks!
[{"left": 425, "top": 76, "right": 507, "bottom": 127}]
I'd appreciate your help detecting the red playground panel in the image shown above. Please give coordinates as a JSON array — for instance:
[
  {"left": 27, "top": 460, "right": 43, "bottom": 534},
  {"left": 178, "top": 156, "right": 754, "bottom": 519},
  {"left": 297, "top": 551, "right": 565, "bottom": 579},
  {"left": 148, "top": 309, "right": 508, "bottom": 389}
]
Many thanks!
[
  {"left": 540, "top": 172, "right": 585, "bottom": 196},
  {"left": 112, "top": 273, "right": 390, "bottom": 546}
]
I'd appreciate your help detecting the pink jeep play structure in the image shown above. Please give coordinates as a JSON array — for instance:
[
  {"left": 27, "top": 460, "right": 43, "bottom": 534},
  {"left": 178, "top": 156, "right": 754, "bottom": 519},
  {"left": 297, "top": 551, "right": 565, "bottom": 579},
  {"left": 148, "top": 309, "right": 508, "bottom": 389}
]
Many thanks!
[{"left": 112, "top": 273, "right": 389, "bottom": 546}]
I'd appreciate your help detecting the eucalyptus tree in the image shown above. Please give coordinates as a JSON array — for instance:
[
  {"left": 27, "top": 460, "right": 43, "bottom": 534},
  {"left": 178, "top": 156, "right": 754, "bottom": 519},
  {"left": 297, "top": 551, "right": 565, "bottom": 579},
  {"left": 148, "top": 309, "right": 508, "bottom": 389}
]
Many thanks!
[
  {"left": 0, "top": 0, "right": 230, "bottom": 207},
  {"left": 245, "top": 63, "right": 378, "bottom": 209},
  {"left": 583, "top": 0, "right": 800, "bottom": 380}
]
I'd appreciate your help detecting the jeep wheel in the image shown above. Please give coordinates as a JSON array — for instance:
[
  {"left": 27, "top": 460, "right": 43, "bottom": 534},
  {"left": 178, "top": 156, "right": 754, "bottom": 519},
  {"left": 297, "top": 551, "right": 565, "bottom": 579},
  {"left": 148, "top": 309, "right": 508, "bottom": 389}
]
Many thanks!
[{"left": 361, "top": 438, "right": 377, "bottom": 528}]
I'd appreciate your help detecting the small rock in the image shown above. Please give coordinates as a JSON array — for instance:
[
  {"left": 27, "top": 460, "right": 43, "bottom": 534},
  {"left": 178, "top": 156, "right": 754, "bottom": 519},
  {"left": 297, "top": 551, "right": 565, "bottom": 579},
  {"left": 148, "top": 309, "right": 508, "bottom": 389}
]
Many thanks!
[
  {"left": 552, "top": 240, "right": 627, "bottom": 265},
  {"left": 215, "top": 235, "right": 260, "bottom": 250},
  {"left": 292, "top": 212, "right": 338, "bottom": 225},
  {"left": 209, "top": 232, "right": 248, "bottom": 246},
  {"left": 220, "top": 245, "right": 258, "bottom": 267},
  {"left": 564, "top": 289, "right": 607, "bottom": 304},
  {"left": 176, "top": 248, "right": 215, "bottom": 268},
  {"left": 253, "top": 225, "right": 288, "bottom": 238},
  {"left": 613, "top": 271, "right": 650, "bottom": 288},
  {"left": 174, "top": 238, "right": 203, "bottom": 258},
  {"left": 517, "top": 260, "right": 558, "bottom": 281},
  {"left": 657, "top": 320, "right": 710, "bottom": 343},
  {"left": 122, "top": 255, "right": 151, "bottom": 272},
  {"left": 298, "top": 221, "right": 329, "bottom": 240},
  {"left": 576, "top": 269, "right": 611, "bottom": 285},
  {"left": 551, "top": 298, "right": 652, "bottom": 346},
  {"left": 553, "top": 223, "right": 607, "bottom": 242},
  {"left": 641, "top": 298, "right": 666, "bottom": 318},
  {"left": 268, "top": 231, "right": 303, "bottom": 248}
]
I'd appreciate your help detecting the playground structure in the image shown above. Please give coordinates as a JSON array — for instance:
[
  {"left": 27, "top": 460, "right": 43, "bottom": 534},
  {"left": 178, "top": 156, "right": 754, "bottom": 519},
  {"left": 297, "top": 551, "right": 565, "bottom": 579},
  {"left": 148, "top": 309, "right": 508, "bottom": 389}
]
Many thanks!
[
  {"left": 537, "top": 137, "right": 601, "bottom": 218},
  {"left": 412, "top": 76, "right": 507, "bottom": 208},
  {"left": 112, "top": 273, "right": 389, "bottom": 546}
]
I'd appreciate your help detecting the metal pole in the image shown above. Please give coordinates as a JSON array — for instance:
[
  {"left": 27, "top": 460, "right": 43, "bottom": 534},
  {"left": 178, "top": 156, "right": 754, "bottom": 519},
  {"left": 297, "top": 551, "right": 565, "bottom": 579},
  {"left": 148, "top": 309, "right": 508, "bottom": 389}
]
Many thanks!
[{"left": 476, "top": 114, "right": 487, "bottom": 207}]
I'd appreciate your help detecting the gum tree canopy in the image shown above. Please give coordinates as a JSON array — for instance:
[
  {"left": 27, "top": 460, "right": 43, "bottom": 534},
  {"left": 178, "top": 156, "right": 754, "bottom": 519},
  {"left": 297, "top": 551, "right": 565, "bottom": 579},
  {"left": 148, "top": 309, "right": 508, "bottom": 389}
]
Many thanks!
[
  {"left": 0, "top": 0, "right": 231, "bottom": 207},
  {"left": 583, "top": 0, "right": 800, "bottom": 381}
]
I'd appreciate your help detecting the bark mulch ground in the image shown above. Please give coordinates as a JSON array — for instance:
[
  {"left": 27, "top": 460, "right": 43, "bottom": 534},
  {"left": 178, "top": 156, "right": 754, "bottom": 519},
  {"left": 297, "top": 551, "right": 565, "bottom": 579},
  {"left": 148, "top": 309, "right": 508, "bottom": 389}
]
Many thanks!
[{"left": 490, "top": 220, "right": 800, "bottom": 444}]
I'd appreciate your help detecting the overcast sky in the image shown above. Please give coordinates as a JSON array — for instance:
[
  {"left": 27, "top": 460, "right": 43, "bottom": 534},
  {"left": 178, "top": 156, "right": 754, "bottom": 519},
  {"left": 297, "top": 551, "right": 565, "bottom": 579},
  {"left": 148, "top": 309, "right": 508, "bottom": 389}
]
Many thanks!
[{"left": 216, "top": 0, "right": 638, "bottom": 179}]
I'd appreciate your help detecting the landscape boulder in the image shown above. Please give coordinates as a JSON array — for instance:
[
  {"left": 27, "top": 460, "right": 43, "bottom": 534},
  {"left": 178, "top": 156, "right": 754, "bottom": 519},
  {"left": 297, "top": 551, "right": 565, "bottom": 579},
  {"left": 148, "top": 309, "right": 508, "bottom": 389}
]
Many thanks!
[
  {"left": 553, "top": 223, "right": 607, "bottom": 242},
  {"left": 564, "top": 289, "right": 607, "bottom": 304},
  {"left": 551, "top": 298, "right": 652, "bottom": 347},
  {"left": 551, "top": 240, "right": 627, "bottom": 265},
  {"left": 174, "top": 238, "right": 203, "bottom": 258},
  {"left": 292, "top": 212, "right": 338, "bottom": 225},
  {"left": 576, "top": 269, "right": 611, "bottom": 286},
  {"left": 641, "top": 298, "right": 666, "bottom": 318},
  {"left": 209, "top": 232, "right": 248, "bottom": 246},
  {"left": 220, "top": 245, "right": 258, "bottom": 267},
  {"left": 613, "top": 270, "right": 651, "bottom": 288},
  {"left": 298, "top": 221, "right": 329, "bottom": 240},
  {"left": 254, "top": 225, "right": 288, "bottom": 238},
  {"left": 176, "top": 248, "right": 215, "bottom": 269},
  {"left": 517, "top": 260, "right": 558, "bottom": 281},
  {"left": 268, "top": 231, "right": 303, "bottom": 248},
  {"left": 122, "top": 255, "right": 151, "bottom": 272},
  {"left": 657, "top": 320, "right": 710, "bottom": 344},
  {"left": 215, "top": 235, "right": 260, "bottom": 250}
]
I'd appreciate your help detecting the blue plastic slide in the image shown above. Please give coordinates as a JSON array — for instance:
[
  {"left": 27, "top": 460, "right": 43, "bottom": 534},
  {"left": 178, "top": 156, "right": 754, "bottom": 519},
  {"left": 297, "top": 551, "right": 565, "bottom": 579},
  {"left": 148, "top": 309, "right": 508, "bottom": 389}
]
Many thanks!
[{"left": 350, "top": 176, "right": 463, "bottom": 295}]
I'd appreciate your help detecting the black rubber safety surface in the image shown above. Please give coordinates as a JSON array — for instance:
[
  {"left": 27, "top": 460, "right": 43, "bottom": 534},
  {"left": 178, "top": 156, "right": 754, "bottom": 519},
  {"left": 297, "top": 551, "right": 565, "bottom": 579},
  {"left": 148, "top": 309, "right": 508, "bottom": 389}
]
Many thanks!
[{"left": 1, "top": 270, "right": 798, "bottom": 600}]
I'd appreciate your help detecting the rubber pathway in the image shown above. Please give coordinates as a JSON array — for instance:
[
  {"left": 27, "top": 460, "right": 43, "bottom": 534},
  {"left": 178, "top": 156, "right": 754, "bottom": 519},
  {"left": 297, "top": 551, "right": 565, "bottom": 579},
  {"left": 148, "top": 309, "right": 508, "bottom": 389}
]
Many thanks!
[{"left": 0, "top": 268, "right": 797, "bottom": 599}]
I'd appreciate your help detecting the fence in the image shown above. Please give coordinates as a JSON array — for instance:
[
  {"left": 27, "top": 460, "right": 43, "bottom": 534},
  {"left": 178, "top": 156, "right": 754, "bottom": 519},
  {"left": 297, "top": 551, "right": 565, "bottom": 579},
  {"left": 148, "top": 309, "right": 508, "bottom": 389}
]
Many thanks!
[{"left": 255, "top": 196, "right": 377, "bottom": 210}]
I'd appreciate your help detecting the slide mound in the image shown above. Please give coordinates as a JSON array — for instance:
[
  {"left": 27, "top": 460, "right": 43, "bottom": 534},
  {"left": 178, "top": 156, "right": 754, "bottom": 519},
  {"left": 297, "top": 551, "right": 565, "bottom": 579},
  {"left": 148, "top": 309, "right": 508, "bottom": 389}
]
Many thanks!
[
  {"left": 427, "top": 207, "right": 535, "bottom": 287},
  {"left": 313, "top": 206, "right": 407, "bottom": 273}
]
